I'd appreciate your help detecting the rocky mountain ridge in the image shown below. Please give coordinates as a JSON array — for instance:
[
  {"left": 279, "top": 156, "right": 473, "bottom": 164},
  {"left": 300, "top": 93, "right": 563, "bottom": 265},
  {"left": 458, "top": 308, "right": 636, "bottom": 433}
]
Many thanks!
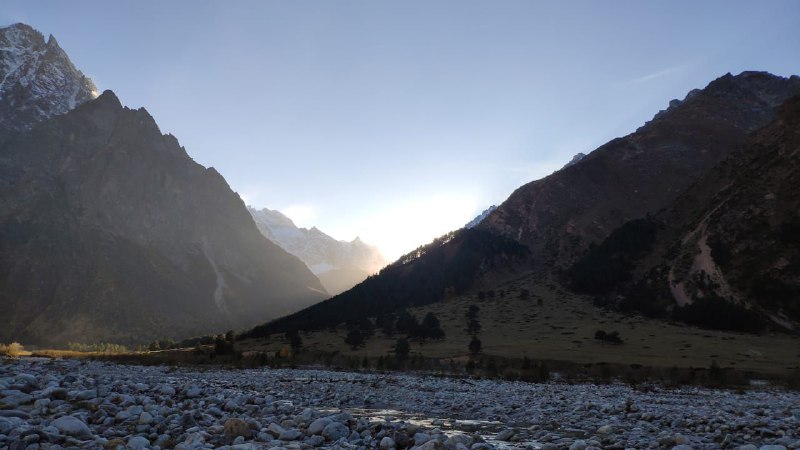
[{"left": 0, "top": 23, "right": 97, "bottom": 134}]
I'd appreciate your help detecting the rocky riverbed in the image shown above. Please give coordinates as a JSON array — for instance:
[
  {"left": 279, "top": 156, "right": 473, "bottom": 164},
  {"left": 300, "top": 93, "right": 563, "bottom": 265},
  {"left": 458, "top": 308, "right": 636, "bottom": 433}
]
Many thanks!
[{"left": 0, "top": 358, "right": 798, "bottom": 450}]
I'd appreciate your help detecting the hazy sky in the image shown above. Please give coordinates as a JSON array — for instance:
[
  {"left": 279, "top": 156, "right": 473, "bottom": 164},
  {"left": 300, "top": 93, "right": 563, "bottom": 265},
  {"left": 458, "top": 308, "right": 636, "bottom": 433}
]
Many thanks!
[{"left": 2, "top": 1, "right": 798, "bottom": 261}]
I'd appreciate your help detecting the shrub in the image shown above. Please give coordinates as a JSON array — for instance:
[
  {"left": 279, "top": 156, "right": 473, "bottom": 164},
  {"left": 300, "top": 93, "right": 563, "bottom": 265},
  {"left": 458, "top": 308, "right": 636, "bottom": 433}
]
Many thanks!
[
  {"left": 285, "top": 329, "right": 302, "bottom": 352},
  {"left": 344, "top": 329, "right": 365, "bottom": 349},
  {"left": 0, "top": 342, "right": 25, "bottom": 357},
  {"left": 394, "top": 338, "right": 410, "bottom": 361},
  {"left": 409, "top": 312, "right": 445, "bottom": 340},
  {"left": 469, "top": 336, "right": 482, "bottom": 355},
  {"left": 594, "top": 330, "right": 623, "bottom": 344}
]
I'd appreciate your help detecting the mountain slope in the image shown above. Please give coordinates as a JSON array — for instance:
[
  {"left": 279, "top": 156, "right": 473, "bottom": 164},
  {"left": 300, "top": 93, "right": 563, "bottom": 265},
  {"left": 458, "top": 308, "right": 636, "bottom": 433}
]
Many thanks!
[
  {"left": 244, "top": 228, "right": 529, "bottom": 337},
  {"left": 479, "top": 72, "right": 800, "bottom": 270},
  {"left": 570, "top": 95, "right": 800, "bottom": 331},
  {"left": 0, "top": 23, "right": 97, "bottom": 134},
  {"left": 249, "top": 207, "right": 386, "bottom": 295},
  {"left": 0, "top": 91, "right": 327, "bottom": 345}
]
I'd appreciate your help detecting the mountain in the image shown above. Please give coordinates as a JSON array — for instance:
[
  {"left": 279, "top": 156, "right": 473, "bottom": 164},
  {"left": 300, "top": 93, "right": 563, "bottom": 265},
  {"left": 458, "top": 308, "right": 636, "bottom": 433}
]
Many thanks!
[
  {"left": 245, "top": 71, "right": 800, "bottom": 338},
  {"left": 0, "top": 24, "right": 328, "bottom": 345},
  {"left": 0, "top": 91, "right": 328, "bottom": 346},
  {"left": 479, "top": 72, "right": 800, "bottom": 271},
  {"left": 249, "top": 207, "right": 386, "bottom": 295},
  {"left": 569, "top": 95, "right": 800, "bottom": 331},
  {"left": 0, "top": 23, "right": 97, "bottom": 134},
  {"left": 465, "top": 205, "right": 497, "bottom": 229}
]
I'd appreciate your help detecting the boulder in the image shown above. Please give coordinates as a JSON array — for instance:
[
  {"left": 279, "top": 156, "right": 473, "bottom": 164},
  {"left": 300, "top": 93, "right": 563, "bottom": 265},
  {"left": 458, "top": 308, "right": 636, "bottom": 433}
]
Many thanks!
[
  {"left": 52, "top": 415, "right": 93, "bottom": 439},
  {"left": 224, "top": 418, "right": 252, "bottom": 439}
]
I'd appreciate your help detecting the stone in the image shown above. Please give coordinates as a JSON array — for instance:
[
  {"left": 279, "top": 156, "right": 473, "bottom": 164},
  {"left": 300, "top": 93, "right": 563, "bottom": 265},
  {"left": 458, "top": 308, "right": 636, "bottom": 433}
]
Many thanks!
[
  {"left": 126, "top": 436, "right": 150, "bottom": 450},
  {"left": 0, "top": 417, "right": 18, "bottom": 434},
  {"left": 597, "top": 425, "right": 615, "bottom": 435},
  {"left": 138, "top": 412, "right": 153, "bottom": 425},
  {"left": 322, "top": 422, "right": 349, "bottom": 441},
  {"left": 759, "top": 446, "right": 787, "bottom": 450},
  {"left": 419, "top": 441, "right": 444, "bottom": 450},
  {"left": 105, "top": 438, "right": 126, "bottom": 448},
  {"left": 672, "top": 446, "right": 693, "bottom": 450},
  {"left": 185, "top": 387, "right": 202, "bottom": 398},
  {"left": 278, "top": 429, "right": 304, "bottom": 441},
  {"left": 471, "top": 443, "right": 494, "bottom": 450},
  {"left": 52, "top": 416, "right": 92, "bottom": 439},
  {"left": 74, "top": 389, "right": 97, "bottom": 400},
  {"left": 158, "top": 385, "right": 175, "bottom": 396},
  {"left": 674, "top": 434, "right": 689, "bottom": 445},
  {"left": 308, "top": 435, "right": 325, "bottom": 446},
  {"left": 267, "top": 422, "right": 286, "bottom": 437},
  {"left": 495, "top": 430, "right": 514, "bottom": 441},
  {"left": 224, "top": 418, "right": 252, "bottom": 439},
  {"left": 0, "top": 390, "right": 33, "bottom": 407},
  {"left": 0, "top": 410, "right": 30, "bottom": 419},
  {"left": 380, "top": 436, "right": 396, "bottom": 449},
  {"left": 307, "top": 418, "right": 332, "bottom": 435},
  {"left": 299, "top": 408, "right": 315, "bottom": 422},
  {"left": 415, "top": 432, "right": 431, "bottom": 445},
  {"left": 446, "top": 434, "right": 472, "bottom": 449},
  {"left": 570, "top": 440, "right": 588, "bottom": 450},
  {"left": 49, "top": 388, "right": 69, "bottom": 400}
]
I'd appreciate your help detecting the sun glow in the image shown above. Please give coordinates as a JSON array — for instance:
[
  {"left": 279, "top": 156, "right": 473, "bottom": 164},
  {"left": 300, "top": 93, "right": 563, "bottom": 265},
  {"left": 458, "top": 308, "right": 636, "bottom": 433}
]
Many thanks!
[{"left": 339, "top": 194, "right": 480, "bottom": 264}]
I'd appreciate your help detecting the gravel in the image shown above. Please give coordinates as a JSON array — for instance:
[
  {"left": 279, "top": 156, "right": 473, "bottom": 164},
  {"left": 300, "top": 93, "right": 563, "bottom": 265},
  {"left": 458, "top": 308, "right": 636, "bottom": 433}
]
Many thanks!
[{"left": 0, "top": 357, "right": 798, "bottom": 450}]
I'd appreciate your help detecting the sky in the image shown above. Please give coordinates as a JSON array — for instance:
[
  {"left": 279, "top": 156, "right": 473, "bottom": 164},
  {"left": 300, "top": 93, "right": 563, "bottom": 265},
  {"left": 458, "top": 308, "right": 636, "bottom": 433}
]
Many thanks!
[{"left": 2, "top": 1, "right": 799, "bottom": 262}]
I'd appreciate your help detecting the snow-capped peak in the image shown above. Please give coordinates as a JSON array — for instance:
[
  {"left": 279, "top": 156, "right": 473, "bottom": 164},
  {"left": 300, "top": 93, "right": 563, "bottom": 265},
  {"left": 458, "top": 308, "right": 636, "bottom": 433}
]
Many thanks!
[
  {"left": 0, "top": 23, "right": 98, "bottom": 133},
  {"left": 248, "top": 206, "right": 388, "bottom": 295}
]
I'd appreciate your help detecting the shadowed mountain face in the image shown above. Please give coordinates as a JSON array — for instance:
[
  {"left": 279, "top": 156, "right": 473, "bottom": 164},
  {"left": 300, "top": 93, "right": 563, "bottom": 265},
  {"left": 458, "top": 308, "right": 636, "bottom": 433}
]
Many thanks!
[
  {"left": 0, "top": 91, "right": 327, "bottom": 345},
  {"left": 570, "top": 95, "right": 800, "bottom": 331},
  {"left": 0, "top": 23, "right": 97, "bottom": 134},
  {"left": 479, "top": 72, "right": 800, "bottom": 271},
  {"left": 249, "top": 207, "right": 386, "bottom": 295}
]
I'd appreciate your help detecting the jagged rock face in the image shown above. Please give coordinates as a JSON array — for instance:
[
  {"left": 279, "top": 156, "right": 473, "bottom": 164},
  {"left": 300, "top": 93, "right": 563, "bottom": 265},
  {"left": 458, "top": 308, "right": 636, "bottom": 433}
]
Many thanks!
[
  {"left": 0, "top": 91, "right": 328, "bottom": 345},
  {"left": 249, "top": 207, "right": 386, "bottom": 295},
  {"left": 480, "top": 72, "right": 800, "bottom": 269},
  {"left": 0, "top": 23, "right": 97, "bottom": 134}
]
